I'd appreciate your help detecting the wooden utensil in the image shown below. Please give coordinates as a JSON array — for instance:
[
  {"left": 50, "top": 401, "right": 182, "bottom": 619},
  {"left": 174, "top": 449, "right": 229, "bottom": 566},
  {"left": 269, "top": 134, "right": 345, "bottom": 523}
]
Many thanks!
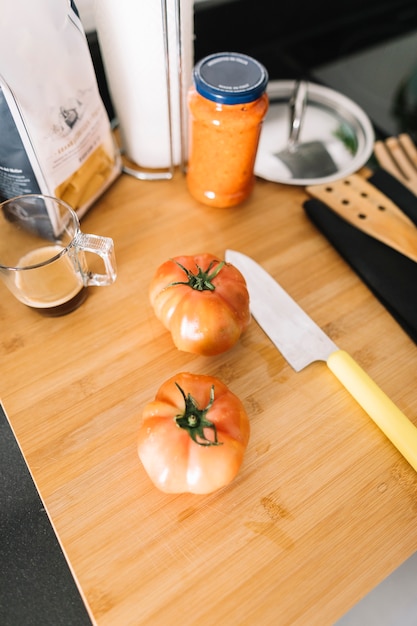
[
  {"left": 306, "top": 173, "right": 417, "bottom": 263},
  {"left": 374, "top": 133, "right": 417, "bottom": 196}
]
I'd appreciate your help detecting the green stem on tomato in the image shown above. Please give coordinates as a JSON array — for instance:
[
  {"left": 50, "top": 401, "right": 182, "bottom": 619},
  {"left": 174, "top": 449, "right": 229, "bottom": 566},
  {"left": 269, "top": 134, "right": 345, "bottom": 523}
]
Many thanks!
[
  {"left": 168, "top": 259, "right": 225, "bottom": 291},
  {"left": 174, "top": 383, "right": 222, "bottom": 446}
]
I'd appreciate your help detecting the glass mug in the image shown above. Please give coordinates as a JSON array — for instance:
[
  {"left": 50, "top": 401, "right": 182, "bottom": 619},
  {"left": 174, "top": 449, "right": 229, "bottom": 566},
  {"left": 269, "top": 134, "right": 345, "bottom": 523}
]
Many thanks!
[{"left": 0, "top": 194, "right": 117, "bottom": 316}]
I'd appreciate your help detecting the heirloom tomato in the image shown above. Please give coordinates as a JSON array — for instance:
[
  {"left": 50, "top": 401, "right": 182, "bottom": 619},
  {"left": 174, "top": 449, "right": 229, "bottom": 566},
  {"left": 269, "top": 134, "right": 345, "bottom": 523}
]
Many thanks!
[
  {"left": 137, "top": 372, "right": 250, "bottom": 494},
  {"left": 149, "top": 253, "right": 250, "bottom": 355}
]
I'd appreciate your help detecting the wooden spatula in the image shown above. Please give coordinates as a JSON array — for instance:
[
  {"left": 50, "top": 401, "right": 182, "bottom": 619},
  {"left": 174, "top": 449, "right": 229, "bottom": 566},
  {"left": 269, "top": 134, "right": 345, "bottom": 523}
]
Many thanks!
[
  {"left": 306, "top": 173, "right": 417, "bottom": 263},
  {"left": 374, "top": 134, "right": 417, "bottom": 196}
]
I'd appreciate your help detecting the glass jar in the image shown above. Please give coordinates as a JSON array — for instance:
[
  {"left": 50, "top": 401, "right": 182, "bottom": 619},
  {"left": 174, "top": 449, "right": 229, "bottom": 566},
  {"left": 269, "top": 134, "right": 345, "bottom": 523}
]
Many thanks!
[{"left": 186, "top": 52, "right": 269, "bottom": 208}]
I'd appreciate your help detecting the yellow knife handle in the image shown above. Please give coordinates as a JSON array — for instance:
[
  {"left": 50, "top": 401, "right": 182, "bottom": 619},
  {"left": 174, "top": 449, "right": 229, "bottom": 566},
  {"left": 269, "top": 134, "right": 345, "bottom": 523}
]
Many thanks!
[{"left": 327, "top": 349, "right": 417, "bottom": 472}]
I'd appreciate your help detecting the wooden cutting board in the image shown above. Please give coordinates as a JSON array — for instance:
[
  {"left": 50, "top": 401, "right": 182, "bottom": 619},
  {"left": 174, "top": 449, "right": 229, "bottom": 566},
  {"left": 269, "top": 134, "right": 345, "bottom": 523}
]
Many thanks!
[{"left": 1, "top": 170, "right": 417, "bottom": 626}]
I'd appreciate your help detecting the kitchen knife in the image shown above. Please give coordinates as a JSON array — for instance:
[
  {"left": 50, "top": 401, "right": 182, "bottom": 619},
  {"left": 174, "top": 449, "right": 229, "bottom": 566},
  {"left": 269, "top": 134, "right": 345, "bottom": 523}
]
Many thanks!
[{"left": 225, "top": 249, "right": 417, "bottom": 472}]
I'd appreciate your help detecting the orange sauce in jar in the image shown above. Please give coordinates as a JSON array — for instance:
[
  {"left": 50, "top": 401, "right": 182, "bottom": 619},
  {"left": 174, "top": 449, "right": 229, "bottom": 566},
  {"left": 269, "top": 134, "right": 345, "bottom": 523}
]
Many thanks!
[{"left": 186, "top": 53, "right": 269, "bottom": 208}]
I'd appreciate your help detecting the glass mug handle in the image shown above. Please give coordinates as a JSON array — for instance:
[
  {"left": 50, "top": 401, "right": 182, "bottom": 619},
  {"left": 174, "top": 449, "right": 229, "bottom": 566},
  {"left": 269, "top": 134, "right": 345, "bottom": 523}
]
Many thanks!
[{"left": 74, "top": 233, "right": 117, "bottom": 286}]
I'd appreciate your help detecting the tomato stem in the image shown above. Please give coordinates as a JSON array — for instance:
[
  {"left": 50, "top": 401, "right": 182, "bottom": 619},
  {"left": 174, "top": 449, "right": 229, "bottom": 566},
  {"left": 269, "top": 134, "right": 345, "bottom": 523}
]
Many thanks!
[
  {"left": 168, "top": 259, "right": 225, "bottom": 291},
  {"left": 174, "top": 383, "right": 222, "bottom": 446}
]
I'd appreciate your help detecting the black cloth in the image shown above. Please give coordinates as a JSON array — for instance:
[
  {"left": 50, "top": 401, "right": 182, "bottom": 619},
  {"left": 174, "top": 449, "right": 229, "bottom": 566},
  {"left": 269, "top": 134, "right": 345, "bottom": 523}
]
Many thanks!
[{"left": 304, "top": 169, "right": 417, "bottom": 343}]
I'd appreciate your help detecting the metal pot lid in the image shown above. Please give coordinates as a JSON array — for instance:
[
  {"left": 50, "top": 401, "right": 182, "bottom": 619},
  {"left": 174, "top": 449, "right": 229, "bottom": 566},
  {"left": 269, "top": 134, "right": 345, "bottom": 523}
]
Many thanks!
[{"left": 255, "top": 79, "right": 375, "bottom": 186}]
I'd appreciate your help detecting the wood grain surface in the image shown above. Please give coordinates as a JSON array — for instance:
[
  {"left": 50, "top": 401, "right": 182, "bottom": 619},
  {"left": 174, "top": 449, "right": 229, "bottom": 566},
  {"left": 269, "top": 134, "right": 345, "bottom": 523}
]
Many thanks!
[{"left": 1, "top": 170, "right": 417, "bottom": 626}]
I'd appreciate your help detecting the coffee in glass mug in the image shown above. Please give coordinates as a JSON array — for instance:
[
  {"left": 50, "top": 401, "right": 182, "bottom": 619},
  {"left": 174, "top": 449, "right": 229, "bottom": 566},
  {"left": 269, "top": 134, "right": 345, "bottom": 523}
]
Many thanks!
[{"left": 0, "top": 194, "right": 116, "bottom": 316}]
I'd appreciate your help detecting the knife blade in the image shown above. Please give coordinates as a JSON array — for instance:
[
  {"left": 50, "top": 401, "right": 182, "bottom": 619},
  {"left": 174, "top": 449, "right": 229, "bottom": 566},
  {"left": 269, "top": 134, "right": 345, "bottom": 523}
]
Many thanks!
[{"left": 225, "top": 249, "right": 417, "bottom": 472}]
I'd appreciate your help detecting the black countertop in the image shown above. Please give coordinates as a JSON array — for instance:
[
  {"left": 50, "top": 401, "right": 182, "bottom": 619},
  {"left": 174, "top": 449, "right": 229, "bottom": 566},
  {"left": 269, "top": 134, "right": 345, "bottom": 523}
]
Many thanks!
[{"left": 0, "top": 404, "right": 92, "bottom": 626}]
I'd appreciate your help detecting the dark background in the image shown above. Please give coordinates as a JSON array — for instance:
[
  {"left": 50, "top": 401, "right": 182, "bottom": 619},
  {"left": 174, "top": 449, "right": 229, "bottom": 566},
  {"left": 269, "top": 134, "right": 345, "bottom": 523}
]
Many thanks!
[
  {"left": 193, "top": 0, "right": 417, "bottom": 75},
  {"left": 88, "top": 0, "right": 417, "bottom": 140}
]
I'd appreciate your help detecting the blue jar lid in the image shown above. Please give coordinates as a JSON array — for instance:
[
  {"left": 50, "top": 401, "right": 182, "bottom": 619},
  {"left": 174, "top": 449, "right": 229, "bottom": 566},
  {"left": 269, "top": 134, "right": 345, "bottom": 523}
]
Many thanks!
[{"left": 193, "top": 52, "right": 269, "bottom": 104}]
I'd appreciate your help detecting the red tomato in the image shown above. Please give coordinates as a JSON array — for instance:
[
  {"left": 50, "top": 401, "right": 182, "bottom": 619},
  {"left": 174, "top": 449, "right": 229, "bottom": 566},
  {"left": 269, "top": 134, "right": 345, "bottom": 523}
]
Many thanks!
[
  {"left": 137, "top": 372, "right": 250, "bottom": 494},
  {"left": 149, "top": 253, "right": 250, "bottom": 355}
]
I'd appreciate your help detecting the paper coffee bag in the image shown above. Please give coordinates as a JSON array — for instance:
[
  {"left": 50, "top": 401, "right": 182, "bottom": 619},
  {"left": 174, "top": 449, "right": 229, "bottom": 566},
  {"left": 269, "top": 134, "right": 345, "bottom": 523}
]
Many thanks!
[{"left": 0, "top": 0, "right": 121, "bottom": 218}]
